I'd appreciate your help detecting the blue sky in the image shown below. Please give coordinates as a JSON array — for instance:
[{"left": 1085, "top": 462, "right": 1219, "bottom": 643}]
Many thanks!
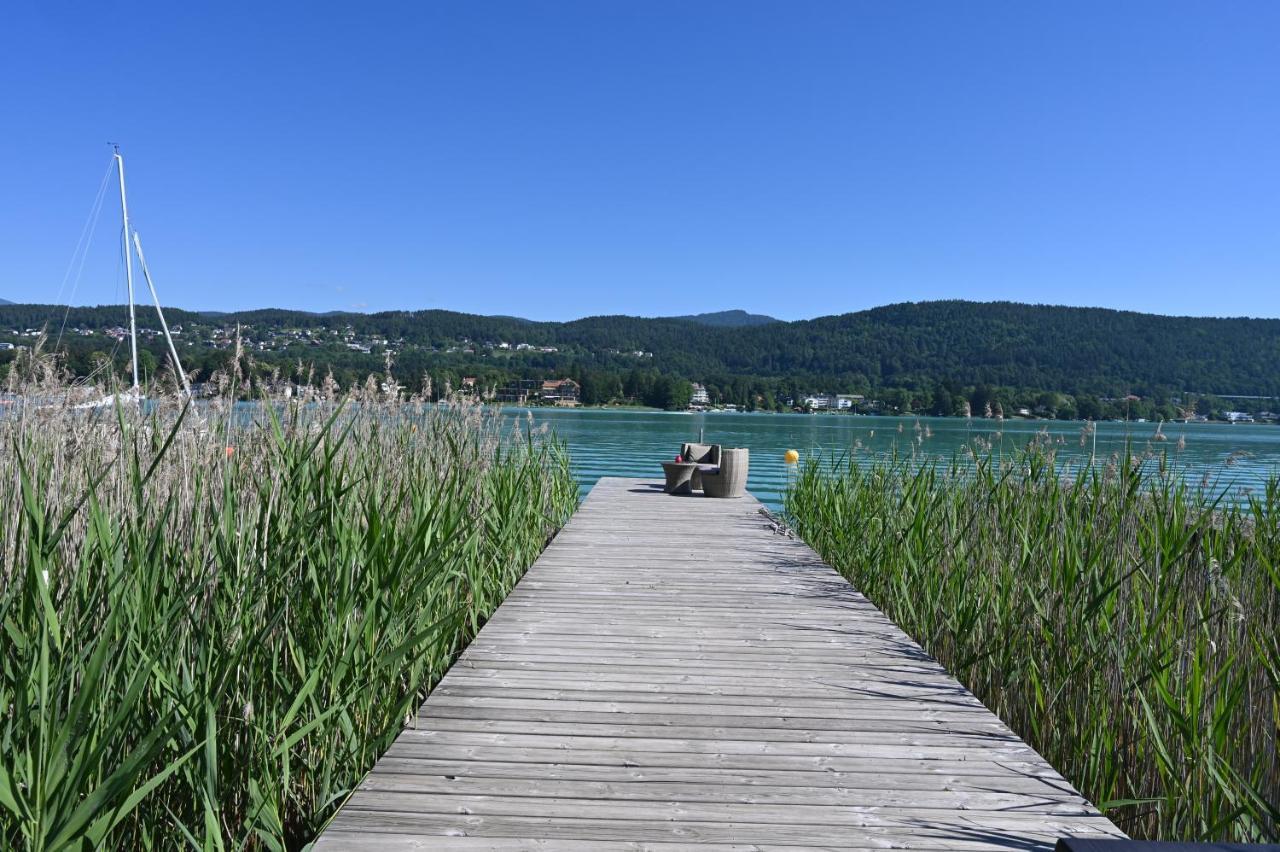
[{"left": 1, "top": 2, "right": 1277, "bottom": 321}]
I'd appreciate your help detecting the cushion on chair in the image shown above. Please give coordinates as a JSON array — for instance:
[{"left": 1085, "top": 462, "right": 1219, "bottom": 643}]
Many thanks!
[{"left": 682, "top": 443, "right": 714, "bottom": 463}]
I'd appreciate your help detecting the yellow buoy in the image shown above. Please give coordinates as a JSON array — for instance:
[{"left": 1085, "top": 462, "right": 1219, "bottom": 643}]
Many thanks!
[{"left": 784, "top": 449, "right": 799, "bottom": 464}]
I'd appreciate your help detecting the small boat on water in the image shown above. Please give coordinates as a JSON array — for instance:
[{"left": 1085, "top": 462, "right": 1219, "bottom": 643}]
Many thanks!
[{"left": 72, "top": 388, "right": 144, "bottom": 410}]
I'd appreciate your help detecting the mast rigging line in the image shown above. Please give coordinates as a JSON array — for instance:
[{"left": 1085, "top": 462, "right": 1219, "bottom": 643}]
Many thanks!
[{"left": 53, "top": 156, "right": 115, "bottom": 350}]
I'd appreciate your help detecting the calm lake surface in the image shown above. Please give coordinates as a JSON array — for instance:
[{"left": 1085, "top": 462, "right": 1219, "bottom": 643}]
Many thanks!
[{"left": 501, "top": 408, "right": 1280, "bottom": 511}]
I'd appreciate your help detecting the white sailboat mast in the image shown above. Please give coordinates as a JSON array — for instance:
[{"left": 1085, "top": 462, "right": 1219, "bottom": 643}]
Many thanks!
[{"left": 114, "top": 146, "right": 140, "bottom": 390}]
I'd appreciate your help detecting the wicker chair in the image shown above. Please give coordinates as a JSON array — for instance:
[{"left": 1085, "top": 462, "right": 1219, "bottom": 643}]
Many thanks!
[
  {"left": 680, "top": 443, "right": 721, "bottom": 466},
  {"left": 702, "top": 448, "right": 749, "bottom": 498},
  {"left": 681, "top": 443, "right": 721, "bottom": 491}
]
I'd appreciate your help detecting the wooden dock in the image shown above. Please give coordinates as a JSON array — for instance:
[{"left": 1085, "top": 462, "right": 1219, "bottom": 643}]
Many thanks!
[{"left": 317, "top": 476, "right": 1124, "bottom": 850}]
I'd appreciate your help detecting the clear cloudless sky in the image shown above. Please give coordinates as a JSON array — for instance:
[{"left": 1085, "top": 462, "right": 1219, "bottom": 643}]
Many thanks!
[{"left": 1, "top": 1, "right": 1277, "bottom": 321}]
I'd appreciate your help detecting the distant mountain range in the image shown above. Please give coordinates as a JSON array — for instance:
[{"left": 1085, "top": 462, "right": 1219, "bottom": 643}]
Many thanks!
[
  {"left": 666, "top": 310, "right": 779, "bottom": 327},
  {"left": 0, "top": 298, "right": 13, "bottom": 305},
  {"left": 2, "top": 299, "right": 1278, "bottom": 397},
  {"left": 192, "top": 308, "right": 780, "bottom": 326}
]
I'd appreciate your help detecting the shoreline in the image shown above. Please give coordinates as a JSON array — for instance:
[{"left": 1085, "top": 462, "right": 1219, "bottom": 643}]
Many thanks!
[{"left": 489, "top": 402, "right": 1275, "bottom": 426}]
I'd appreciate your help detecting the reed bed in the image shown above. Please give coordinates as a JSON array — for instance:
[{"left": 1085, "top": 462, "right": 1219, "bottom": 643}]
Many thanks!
[
  {"left": 0, "top": 361, "right": 577, "bottom": 849},
  {"left": 785, "top": 442, "right": 1279, "bottom": 843}
]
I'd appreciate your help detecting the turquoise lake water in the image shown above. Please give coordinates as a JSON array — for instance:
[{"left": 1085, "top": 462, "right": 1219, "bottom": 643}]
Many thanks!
[{"left": 502, "top": 408, "right": 1280, "bottom": 511}]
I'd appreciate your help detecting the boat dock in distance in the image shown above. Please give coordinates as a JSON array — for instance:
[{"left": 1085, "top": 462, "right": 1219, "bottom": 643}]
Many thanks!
[{"left": 317, "top": 476, "right": 1124, "bottom": 850}]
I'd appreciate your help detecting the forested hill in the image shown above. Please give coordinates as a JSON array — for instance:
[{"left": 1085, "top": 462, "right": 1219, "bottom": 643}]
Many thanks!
[
  {"left": 2, "top": 299, "right": 1278, "bottom": 397},
  {"left": 665, "top": 310, "right": 779, "bottom": 327},
  {"left": 729, "top": 301, "right": 1280, "bottom": 396}
]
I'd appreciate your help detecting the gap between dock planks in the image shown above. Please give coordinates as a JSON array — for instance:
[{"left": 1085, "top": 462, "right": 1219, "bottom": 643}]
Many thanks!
[{"left": 317, "top": 476, "right": 1124, "bottom": 850}]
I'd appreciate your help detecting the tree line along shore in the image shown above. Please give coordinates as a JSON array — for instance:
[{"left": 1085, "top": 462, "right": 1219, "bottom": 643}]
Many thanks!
[{"left": 3, "top": 299, "right": 1278, "bottom": 421}]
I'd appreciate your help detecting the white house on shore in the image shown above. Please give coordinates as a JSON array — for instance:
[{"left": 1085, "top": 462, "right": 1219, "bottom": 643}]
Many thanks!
[{"left": 802, "top": 393, "right": 863, "bottom": 411}]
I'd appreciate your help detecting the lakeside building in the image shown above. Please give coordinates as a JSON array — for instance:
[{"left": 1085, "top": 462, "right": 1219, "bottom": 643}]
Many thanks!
[
  {"left": 802, "top": 394, "right": 831, "bottom": 410},
  {"left": 835, "top": 394, "right": 863, "bottom": 410},
  {"left": 495, "top": 378, "right": 542, "bottom": 403},
  {"left": 540, "top": 378, "right": 580, "bottom": 406},
  {"left": 801, "top": 393, "right": 864, "bottom": 411},
  {"left": 690, "top": 383, "right": 710, "bottom": 406}
]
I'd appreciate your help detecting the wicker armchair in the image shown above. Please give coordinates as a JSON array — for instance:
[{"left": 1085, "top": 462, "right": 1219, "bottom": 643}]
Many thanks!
[
  {"left": 681, "top": 443, "right": 721, "bottom": 491},
  {"left": 680, "top": 443, "right": 720, "bottom": 466},
  {"left": 702, "top": 448, "right": 749, "bottom": 498}
]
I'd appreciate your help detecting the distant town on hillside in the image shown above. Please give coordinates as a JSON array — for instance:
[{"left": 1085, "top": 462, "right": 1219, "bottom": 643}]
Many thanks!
[{"left": 1, "top": 299, "right": 1277, "bottom": 422}]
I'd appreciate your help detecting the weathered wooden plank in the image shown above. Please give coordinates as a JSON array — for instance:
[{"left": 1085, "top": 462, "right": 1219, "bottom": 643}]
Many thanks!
[
  {"left": 316, "top": 476, "right": 1122, "bottom": 849},
  {"left": 404, "top": 715, "right": 1023, "bottom": 745},
  {"left": 422, "top": 690, "right": 997, "bottom": 717},
  {"left": 445, "top": 652, "right": 962, "bottom": 675},
  {"left": 389, "top": 729, "right": 1042, "bottom": 761},
  {"left": 378, "top": 742, "right": 1055, "bottom": 775},
  {"left": 414, "top": 704, "right": 1020, "bottom": 734},
  {"left": 315, "top": 834, "right": 876, "bottom": 852},
  {"left": 433, "top": 670, "right": 986, "bottom": 694},
  {"left": 353, "top": 775, "right": 1100, "bottom": 815},
  {"left": 431, "top": 676, "right": 1002, "bottom": 705},
  {"left": 463, "top": 635, "right": 937, "bottom": 651},
  {"left": 362, "top": 756, "right": 1084, "bottom": 796},
  {"left": 314, "top": 835, "right": 801, "bottom": 852},
  {"left": 321, "top": 810, "right": 1117, "bottom": 849},
  {"left": 335, "top": 792, "right": 1112, "bottom": 831}
]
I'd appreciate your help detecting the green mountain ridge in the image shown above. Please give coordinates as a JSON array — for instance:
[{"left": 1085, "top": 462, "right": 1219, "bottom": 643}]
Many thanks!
[
  {"left": 2, "top": 299, "right": 1278, "bottom": 399},
  {"left": 665, "top": 310, "right": 780, "bottom": 327}
]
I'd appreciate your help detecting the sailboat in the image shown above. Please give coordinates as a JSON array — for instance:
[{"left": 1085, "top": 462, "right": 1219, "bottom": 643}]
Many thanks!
[{"left": 74, "top": 146, "right": 190, "bottom": 408}]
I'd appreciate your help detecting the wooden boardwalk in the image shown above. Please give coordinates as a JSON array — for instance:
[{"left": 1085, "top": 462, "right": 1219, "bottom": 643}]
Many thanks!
[{"left": 318, "top": 476, "right": 1124, "bottom": 850}]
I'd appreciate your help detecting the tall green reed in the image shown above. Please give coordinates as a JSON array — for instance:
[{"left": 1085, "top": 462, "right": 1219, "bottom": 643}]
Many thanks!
[
  {"left": 785, "top": 442, "right": 1279, "bottom": 842},
  {"left": 1, "top": 377, "right": 576, "bottom": 849}
]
